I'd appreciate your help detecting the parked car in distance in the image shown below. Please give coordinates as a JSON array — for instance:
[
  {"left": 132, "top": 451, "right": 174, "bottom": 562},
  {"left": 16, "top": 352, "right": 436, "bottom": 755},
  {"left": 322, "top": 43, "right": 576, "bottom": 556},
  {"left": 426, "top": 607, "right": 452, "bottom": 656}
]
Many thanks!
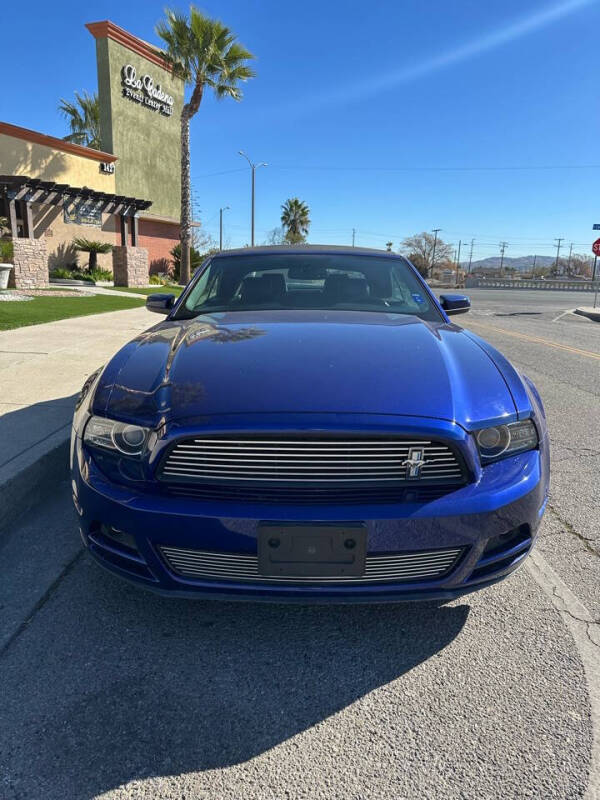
[{"left": 71, "top": 246, "right": 549, "bottom": 602}]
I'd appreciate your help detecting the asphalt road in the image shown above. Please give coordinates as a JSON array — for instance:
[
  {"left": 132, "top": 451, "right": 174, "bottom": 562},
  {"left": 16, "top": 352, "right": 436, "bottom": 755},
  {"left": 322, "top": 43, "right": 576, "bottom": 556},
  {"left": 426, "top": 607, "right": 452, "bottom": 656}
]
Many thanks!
[{"left": 1, "top": 288, "right": 599, "bottom": 800}]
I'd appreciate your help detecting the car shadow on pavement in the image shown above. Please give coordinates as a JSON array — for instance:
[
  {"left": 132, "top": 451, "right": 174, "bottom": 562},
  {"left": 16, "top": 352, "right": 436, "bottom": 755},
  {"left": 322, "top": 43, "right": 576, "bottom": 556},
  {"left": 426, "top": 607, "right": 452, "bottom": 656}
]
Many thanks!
[
  {"left": 0, "top": 394, "right": 78, "bottom": 473},
  {"left": 1, "top": 553, "right": 470, "bottom": 799}
]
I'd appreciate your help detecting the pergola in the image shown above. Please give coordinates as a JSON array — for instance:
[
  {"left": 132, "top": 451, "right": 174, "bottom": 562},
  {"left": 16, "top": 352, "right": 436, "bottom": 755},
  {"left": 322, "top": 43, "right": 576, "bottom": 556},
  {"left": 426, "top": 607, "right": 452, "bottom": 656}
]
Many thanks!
[{"left": 0, "top": 175, "right": 153, "bottom": 246}]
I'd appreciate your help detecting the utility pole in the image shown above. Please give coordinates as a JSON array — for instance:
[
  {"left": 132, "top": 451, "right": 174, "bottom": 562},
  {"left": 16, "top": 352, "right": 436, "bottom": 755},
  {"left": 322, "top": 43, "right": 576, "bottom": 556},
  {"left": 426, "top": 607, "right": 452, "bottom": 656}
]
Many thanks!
[
  {"left": 567, "top": 242, "right": 573, "bottom": 275},
  {"left": 219, "top": 206, "right": 230, "bottom": 251},
  {"left": 238, "top": 151, "right": 267, "bottom": 247},
  {"left": 554, "top": 237, "right": 564, "bottom": 273},
  {"left": 430, "top": 228, "right": 441, "bottom": 277},
  {"left": 352, "top": 228, "right": 356, "bottom": 247},
  {"left": 499, "top": 241, "right": 508, "bottom": 276},
  {"left": 455, "top": 239, "right": 462, "bottom": 285},
  {"left": 532, "top": 254, "right": 537, "bottom": 277},
  {"left": 467, "top": 238, "right": 475, "bottom": 274}
]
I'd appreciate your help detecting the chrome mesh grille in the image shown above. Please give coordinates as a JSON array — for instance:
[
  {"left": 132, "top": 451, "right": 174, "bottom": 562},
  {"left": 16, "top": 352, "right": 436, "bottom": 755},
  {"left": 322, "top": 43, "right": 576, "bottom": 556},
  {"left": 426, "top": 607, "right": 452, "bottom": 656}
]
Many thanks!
[
  {"left": 158, "top": 437, "right": 465, "bottom": 484},
  {"left": 160, "top": 546, "right": 464, "bottom": 584}
]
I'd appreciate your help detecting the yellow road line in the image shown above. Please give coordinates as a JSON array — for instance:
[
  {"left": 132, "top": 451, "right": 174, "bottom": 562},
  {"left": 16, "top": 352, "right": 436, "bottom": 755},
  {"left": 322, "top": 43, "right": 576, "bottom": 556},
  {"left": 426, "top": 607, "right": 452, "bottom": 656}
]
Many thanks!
[{"left": 465, "top": 320, "right": 600, "bottom": 361}]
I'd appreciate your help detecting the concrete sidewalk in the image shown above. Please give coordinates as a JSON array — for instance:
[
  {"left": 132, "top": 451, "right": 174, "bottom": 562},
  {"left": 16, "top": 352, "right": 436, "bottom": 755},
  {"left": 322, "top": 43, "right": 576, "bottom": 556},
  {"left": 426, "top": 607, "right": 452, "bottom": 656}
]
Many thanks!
[{"left": 0, "top": 306, "right": 155, "bottom": 531}]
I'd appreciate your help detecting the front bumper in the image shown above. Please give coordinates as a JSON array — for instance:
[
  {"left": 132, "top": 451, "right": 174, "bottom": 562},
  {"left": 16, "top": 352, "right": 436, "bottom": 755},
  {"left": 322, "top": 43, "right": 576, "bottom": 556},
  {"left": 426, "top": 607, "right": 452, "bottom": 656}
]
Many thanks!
[{"left": 72, "top": 429, "right": 549, "bottom": 603}]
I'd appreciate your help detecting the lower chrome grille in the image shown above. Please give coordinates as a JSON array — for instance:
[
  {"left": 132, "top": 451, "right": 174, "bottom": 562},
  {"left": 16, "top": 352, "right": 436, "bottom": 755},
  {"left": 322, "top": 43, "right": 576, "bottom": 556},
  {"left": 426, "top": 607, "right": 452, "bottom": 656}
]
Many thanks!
[{"left": 160, "top": 546, "right": 464, "bottom": 584}]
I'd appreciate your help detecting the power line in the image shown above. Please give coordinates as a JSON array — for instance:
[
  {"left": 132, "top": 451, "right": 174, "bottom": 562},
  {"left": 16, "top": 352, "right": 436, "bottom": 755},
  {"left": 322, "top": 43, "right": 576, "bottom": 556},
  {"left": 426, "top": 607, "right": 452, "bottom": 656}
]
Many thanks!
[
  {"left": 192, "top": 163, "right": 600, "bottom": 180},
  {"left": 266, "top": 163, "right": 600, "bottom": 174},
  {"left": 192, "top": 167, "right": 248, "bottom": 179}
]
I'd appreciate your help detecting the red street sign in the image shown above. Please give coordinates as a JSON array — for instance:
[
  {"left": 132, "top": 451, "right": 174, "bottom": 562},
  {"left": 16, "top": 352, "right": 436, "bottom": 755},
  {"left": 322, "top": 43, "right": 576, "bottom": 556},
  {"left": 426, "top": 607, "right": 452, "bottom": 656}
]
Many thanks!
[{"left": 593, "top": 238, "right": 600, "bottom": 256}]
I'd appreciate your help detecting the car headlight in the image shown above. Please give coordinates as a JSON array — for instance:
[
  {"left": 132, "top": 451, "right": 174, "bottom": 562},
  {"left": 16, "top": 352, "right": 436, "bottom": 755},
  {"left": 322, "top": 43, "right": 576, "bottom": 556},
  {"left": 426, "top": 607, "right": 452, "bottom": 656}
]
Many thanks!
[
  {"left": 83, "top": 415, "right": 151, "bottom": 457},
  {"left": 475, "top": 419, "right": 538, "bottom": 463}
]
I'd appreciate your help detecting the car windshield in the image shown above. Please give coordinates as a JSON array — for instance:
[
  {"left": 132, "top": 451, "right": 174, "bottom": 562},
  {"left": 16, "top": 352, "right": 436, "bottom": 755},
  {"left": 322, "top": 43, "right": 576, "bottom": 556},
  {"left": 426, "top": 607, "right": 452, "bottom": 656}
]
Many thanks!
[{"left": 178, "top": 253, "right": 442, "bottom": 321}]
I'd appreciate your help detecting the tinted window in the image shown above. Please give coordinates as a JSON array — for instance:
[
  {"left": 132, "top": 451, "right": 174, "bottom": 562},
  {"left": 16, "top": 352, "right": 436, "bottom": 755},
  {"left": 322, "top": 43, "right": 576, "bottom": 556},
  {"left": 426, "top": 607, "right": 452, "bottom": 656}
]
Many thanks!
[{"left": 178, "top": 253, "right": 442, "bottom": 321}]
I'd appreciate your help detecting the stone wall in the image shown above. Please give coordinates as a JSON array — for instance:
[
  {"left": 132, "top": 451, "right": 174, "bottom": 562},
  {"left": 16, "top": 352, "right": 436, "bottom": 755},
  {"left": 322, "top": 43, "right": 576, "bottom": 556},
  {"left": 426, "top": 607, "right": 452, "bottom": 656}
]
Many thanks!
[
  {"left": 9, "top": 238, "right": 48, "bottom": 289},
  {"left": 112, "top": 246, "right": 149, "bottom": 287}
]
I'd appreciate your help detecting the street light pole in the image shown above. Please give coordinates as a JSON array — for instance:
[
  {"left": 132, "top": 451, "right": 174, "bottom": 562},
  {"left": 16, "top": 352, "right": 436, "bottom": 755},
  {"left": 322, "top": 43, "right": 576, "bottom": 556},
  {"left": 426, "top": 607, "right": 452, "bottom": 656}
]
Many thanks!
[
  {"left": 219, "top": 206, "right": 230, "bottom": 251},
  {"left": 238, "top": 151, "right": 267, "bottom": 247}
]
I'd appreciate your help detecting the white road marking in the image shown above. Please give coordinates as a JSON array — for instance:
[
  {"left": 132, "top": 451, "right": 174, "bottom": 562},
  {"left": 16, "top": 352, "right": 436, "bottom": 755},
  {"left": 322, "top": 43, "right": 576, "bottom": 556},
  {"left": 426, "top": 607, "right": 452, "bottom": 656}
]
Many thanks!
[
  {"left": 527, "top": 550, "right": 600, "bottom": 800},
  {"left": 552, "top": 308, "right": 578, "bottom": 323}
]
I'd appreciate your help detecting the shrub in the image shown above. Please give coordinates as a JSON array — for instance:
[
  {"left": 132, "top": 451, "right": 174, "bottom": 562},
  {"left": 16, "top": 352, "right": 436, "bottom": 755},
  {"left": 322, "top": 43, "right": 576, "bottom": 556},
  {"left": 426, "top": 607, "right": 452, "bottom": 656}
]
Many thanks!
[
  {"left": 72, "top": 238, "right": 113, "bottom": 272},
  {"left": 49, "top": 267, "right": 112, "bottom": 283},
  {"left": 0, "top": 239, "right": 14, "bottom": 263},
  {"left": 170, "top": 243, "right": 205, "bottom": 282},
  {"left": 150, "top": 257, "right": 173, "bottom": 277},
  {"left": 50, "top": 267, "right": 79, "bottom": 280},
  {"left": 87, "top": 267, "right": 113, "bottom": 282}
]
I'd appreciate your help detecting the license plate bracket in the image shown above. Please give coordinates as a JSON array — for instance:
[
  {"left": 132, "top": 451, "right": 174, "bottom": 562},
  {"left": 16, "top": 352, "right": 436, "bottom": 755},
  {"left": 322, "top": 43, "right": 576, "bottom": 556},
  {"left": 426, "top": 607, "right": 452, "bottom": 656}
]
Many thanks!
[{"left": 257, "top": 523, "right": 367, "bottom": 578}]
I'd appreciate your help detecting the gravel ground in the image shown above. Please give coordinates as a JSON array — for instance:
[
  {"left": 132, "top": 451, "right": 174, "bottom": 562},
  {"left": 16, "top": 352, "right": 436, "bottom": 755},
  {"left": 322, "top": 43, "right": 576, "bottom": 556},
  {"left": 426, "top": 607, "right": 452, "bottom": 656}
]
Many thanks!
[
  {"left": 0, "top": 292, "right": 33, "bottom": 302},
  {"left": 0, "top": 289, "right": 93, "bottom": 301}
]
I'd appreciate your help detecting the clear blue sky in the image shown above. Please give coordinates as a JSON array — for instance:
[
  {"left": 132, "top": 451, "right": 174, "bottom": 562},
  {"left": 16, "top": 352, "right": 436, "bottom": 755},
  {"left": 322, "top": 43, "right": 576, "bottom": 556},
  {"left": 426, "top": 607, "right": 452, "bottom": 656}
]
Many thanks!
[{"left": 3, "top": 0, "right": 599, "bottom": 259}]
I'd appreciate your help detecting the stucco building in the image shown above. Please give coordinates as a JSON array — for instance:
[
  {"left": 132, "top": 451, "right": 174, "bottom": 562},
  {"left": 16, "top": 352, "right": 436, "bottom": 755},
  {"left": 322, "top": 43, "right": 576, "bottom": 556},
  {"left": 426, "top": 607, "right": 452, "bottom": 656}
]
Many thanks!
[{"left": 0, "top": 21, "right": 183, "bottom": 287}]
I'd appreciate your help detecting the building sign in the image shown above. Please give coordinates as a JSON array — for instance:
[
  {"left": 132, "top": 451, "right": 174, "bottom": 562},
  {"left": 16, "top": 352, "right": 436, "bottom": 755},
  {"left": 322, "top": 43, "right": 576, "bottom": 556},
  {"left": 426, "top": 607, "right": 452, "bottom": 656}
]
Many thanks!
[
  {"left": 63, "top": 200, "right": 102, "bottom": 227},
  {"left": 100, "top": 162, "right": 115, "bottom": 174},
  {"left": 121, "top": 64, "right": 174, "bottom": 117}
]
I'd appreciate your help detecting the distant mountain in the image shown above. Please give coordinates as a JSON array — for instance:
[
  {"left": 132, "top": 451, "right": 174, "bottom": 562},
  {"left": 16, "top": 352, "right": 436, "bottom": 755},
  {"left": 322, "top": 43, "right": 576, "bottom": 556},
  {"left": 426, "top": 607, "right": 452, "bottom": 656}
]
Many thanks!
[{"left": 462, "top": 256, "right": 555, "bottom": 272}]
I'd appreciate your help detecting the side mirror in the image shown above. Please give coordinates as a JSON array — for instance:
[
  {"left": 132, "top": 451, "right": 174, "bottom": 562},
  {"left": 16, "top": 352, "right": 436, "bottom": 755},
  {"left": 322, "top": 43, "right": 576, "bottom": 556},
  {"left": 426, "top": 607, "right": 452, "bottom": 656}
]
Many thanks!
[
  {"left": 146, "top": 293, "right": 175, "bottom": 315},
  {"left": 439, "top": 294, "right": 470, "bottom": 316}
]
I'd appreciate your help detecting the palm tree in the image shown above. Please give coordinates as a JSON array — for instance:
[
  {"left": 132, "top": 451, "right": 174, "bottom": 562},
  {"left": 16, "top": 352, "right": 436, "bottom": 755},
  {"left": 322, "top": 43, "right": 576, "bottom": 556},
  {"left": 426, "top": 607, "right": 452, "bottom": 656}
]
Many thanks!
[
  {"left": 157, "top": 7, "right": 255, "bottom": 285},
  {"left": 58, "top": 91, "right": 101, "bottom": 149},
  {"left": 281, "top": 198, "right": 310, "bottom": 244},
  {"left": 73, "top": 238, "right": 113, "bottom": 272}
]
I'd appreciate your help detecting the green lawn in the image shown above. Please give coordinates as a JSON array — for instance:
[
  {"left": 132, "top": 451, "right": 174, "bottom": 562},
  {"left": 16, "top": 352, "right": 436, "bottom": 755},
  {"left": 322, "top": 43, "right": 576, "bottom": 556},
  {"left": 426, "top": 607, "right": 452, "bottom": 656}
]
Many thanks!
[
  {"left": 110, "top": 286, "right": 184, "bottom": 297},
  {"left": 0, "top": 293, "right": 145, "bottom": 331}
]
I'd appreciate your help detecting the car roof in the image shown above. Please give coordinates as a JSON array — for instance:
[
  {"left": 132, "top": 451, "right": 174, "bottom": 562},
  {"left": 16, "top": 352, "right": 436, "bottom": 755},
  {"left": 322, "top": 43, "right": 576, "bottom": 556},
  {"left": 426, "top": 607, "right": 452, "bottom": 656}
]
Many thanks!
[{"left": 211, "top": 244, "right": 405, "bottom": 258}]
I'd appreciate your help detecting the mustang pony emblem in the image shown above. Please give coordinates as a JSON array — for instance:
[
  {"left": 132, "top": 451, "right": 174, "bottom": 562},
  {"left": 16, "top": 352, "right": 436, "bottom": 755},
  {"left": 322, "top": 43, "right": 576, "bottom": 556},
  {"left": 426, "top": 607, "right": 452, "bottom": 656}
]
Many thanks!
[{"left": 401, "top": 448, "right": 427, "bottom": 479}]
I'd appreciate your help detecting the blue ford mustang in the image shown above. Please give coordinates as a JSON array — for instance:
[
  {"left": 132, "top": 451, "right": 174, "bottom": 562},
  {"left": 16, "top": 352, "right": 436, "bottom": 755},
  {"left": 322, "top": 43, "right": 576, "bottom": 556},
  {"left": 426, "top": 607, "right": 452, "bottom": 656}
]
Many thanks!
[{"left": 71, "top": 246, "right": 549, "bottom": 602}]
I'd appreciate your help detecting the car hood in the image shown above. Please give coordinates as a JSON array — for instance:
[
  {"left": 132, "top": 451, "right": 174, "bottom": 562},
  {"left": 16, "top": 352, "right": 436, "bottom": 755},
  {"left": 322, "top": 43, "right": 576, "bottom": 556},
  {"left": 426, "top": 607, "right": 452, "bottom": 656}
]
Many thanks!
[{"left": 93, "top": 310, "right": 517, "bottom": 429}]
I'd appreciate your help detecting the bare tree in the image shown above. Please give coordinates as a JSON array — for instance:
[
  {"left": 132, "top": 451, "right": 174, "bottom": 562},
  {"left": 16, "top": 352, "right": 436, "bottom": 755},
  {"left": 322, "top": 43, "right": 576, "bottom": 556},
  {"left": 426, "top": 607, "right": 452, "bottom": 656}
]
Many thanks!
[
  {"left": 552, "top": 254, "right": 593, "bottom": 278},
  {"left": 399, "top": 232, "right": 453, "bottom": 278},
  {"left": 264, "top": 227, "right": 286, "bottom": 245}
]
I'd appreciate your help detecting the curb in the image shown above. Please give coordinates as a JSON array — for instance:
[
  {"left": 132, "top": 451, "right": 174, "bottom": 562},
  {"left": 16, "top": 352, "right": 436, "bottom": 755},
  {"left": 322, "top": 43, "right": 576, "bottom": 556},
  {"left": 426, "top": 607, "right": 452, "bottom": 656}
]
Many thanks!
[
  {"left": 0, "top": 429, "right": 70, "bottom": 541},
  {"left": 574, "top": 307, "right": 600, "bottom": 323}
]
